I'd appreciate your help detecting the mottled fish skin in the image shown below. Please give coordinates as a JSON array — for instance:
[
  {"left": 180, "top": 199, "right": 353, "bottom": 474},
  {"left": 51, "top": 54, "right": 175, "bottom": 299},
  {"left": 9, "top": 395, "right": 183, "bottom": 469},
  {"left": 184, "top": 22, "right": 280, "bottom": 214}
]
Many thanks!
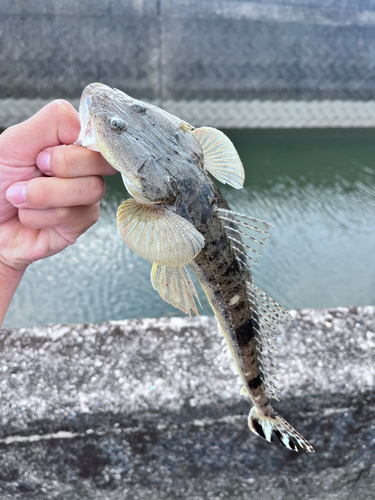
[
  {"left": 173, "top": 164, "right": 270, "bottom": 412},
  {"left": 76, "top": 83, "right": 314, "bottom": 453},
  {"left": 75, "top": 83, "right": 200, "bottom": 205}
]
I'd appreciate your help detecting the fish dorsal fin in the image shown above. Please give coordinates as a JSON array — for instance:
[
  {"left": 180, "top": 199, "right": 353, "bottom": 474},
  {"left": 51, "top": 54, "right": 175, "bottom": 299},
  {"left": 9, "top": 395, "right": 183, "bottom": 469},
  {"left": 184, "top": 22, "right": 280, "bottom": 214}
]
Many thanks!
[
  {"left": 117, "top": 199, "right": 204, "bottom": 266},
  {"left": 151, "top": 263, "right": 201, "bottom": 316},
  {"left": 246, "top": 282, "right": 292, "bottom": 400},
  {"left": 216, "top": 208, "right": 273, "bottom": 268},
  {"left": 192, "top": 127, "right": 245, "bottom": 189},
  {"left": 216, "top": 207, "right": 284, "bottom": 400}
]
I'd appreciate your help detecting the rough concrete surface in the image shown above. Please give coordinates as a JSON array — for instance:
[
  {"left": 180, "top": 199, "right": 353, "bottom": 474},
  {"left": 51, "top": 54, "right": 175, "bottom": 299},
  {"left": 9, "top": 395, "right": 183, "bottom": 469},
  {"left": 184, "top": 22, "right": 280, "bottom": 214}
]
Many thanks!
[{"left": 0, "top": 306, "right": 374, "bottom": 499}]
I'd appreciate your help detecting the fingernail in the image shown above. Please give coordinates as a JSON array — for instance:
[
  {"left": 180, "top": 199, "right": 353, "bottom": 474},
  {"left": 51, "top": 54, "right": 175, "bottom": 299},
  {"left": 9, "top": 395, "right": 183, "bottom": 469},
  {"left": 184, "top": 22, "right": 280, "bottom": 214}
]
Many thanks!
[
  {"left": 37, "top": 151, "right": 51, "bottom": 174},
  {"left": 6, "top": 183, "right": 26, "bottom": 206}
]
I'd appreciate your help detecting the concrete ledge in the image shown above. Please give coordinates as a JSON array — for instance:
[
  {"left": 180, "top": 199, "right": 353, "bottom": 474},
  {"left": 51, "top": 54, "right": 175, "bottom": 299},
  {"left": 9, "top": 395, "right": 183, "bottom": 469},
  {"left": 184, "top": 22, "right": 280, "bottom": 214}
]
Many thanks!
[
  {"left": 3, "top": 98, "right": 375, "bottom": 130},
  {"left": 0, "top": 307, "right": 374, "bottom": 498}
]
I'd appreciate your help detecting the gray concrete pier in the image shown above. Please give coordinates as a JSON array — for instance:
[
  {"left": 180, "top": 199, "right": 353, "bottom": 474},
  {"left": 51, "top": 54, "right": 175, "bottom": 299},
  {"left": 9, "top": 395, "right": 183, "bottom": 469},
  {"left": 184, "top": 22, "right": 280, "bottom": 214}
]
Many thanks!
[
  {"left": 0, "top": 306, "right": 374, "bottom": 499},
  {"left": 3, "top": 1, "right": 375, "bottom": 128}
]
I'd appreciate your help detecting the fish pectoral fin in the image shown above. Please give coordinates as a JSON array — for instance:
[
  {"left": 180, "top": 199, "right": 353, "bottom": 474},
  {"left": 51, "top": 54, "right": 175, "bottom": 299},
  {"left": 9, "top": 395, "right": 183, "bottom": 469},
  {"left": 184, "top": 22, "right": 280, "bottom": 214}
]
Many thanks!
[
  {"left": 151, "top": 263, "right": 201, "bottom": 316},
  {"left": 117, "top": 198, "right": 204, "bottom": 266},
  {"left": 192, "top": 127, "right": 245, "bottom": 189}
]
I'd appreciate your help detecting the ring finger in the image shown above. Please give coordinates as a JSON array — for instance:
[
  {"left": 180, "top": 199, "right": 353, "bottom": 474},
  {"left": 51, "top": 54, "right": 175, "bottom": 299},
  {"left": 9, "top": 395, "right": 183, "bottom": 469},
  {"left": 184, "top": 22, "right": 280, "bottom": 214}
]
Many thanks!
[{"left": 18, "top": 203, "right": 100, "bottom": 232}]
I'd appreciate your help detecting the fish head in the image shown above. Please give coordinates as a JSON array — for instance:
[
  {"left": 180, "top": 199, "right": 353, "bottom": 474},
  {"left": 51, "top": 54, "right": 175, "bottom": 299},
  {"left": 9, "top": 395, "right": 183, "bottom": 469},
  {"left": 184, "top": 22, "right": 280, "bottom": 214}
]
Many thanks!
[{"left": 75, "top": 82, "right": 200, "bottom": 204}]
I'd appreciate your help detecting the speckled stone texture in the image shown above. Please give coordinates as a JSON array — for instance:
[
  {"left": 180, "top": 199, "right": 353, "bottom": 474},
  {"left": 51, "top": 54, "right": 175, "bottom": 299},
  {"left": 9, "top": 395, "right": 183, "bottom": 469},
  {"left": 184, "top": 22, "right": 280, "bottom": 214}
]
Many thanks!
[{"left": 0, "top": 306, "right": 374, "bottom": 499}]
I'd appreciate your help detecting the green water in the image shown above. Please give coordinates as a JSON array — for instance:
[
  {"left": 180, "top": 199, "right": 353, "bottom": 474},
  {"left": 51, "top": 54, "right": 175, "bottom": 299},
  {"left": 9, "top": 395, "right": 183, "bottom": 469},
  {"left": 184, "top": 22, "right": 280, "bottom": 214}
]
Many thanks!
[{"left": 5, "top": 129, "right": 375, "bottom": 328}]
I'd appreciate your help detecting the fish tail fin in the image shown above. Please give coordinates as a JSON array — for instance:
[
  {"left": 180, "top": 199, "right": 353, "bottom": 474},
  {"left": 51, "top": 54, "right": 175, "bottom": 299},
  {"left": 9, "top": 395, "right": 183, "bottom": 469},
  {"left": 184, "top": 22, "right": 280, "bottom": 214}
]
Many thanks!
[{"left": 248, "top": 406, "right": 315, "bottom": 453}]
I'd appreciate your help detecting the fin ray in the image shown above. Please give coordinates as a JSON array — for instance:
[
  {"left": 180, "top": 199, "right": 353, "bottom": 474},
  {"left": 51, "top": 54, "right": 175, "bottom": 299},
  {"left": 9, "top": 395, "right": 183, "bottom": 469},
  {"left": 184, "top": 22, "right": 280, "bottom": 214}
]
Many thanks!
[
  {"left": 151, "top": 263, "right": 201, "bottom": 316},
  {"left": 217, "top": 208, "right": 274, "bottom": 233},
  {"left": 247, "top": 282, "right": 292, "bottom": 324},
  {"left": 246, "top": 283, "right": 292, "bottom": 400},
  {"left": 192, "top": 127, "right": 245, "bottom": 189},
  {"left": 248, "top": 407, "right": 315, "bottom": 453},
  {"left": 117, "top": 199, "right": 204, "bottom": 266},
  {"left": 217, "top": 208, "right": 273, "bottom": 267}
]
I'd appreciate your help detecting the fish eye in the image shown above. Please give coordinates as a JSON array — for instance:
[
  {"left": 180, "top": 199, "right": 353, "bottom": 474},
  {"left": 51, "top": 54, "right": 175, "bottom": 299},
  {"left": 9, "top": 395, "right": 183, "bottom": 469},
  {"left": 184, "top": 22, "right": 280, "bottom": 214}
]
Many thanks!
[
  {"left": 130, "top": 102, "right": 147, "bottom": 114},
  {"left": 109, "top": 117, "right": 127, "bottom": 133}
]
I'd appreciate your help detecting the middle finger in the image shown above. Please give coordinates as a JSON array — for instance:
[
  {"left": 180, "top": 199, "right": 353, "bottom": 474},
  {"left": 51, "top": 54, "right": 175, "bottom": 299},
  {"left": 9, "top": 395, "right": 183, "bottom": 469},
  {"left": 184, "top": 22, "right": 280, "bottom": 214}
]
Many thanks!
[{"left": 6, "top": 176, "right": 106, "bottom": 209}]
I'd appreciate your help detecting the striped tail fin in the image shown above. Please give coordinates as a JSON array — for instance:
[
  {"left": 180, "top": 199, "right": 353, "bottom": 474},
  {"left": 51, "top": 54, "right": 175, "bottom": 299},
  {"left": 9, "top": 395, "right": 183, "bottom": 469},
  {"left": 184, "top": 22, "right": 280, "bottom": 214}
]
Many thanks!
[{"left": 248, "top": 406, "right": 315, "bottom": 453}]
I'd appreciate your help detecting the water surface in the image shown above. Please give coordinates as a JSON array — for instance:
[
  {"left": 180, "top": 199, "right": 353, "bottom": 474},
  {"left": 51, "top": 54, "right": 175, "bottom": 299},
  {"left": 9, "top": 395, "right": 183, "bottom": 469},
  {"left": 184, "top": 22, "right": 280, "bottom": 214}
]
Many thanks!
[{"left": 4, "top": 129, "right": 375, "bottom": 328}]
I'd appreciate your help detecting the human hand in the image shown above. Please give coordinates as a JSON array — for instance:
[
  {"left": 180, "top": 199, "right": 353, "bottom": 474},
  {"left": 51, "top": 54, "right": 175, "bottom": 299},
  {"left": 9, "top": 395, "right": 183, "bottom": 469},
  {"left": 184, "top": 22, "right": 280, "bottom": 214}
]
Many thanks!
[{"left": 0, "top": 99, "right": 116, "bottom": 274}]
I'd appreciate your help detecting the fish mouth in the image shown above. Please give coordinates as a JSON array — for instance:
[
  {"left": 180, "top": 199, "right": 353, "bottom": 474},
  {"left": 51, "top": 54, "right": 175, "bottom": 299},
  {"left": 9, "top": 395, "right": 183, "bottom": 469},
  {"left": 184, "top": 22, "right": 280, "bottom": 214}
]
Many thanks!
[
  {"left": 74, "top": 82, "right": 134, "bottom": 152},
  {"left": 74, "top": 93, "right": 100, "bottom": 152}
]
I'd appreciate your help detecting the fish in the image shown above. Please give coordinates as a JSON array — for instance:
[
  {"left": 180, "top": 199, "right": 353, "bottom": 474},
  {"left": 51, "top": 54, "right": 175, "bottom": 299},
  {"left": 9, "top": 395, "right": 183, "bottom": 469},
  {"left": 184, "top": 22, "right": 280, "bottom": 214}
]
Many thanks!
[{"left": 75, "top": 82, "right": 315, "bottom": 453}]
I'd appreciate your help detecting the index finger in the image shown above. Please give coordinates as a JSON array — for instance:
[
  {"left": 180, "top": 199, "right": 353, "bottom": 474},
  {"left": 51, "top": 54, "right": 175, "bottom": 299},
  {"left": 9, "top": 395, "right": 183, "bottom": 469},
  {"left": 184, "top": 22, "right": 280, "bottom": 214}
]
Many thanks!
[
  {"left": 37, "top": 144, "right": 117, "bottom": 178},
  {"left": 0, "top": 100, "right": 79, "bottom": 168}
]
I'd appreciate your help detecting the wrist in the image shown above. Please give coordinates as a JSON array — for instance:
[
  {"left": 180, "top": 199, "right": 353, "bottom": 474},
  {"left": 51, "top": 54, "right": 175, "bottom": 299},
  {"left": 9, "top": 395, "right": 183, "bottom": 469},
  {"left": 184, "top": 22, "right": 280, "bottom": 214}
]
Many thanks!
[
  {"left": 0, "top": 260, "right": 26, "bottom": 281},
  {"left": 0, "top": 261, "right": 26, "bottom": 328}
]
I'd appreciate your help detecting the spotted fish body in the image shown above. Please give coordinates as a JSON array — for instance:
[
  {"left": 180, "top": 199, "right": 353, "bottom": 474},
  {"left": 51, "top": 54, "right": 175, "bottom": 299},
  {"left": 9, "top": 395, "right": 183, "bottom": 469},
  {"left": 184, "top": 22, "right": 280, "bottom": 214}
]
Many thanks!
[{"left": 75, "top": 83, "right": 314, "bottom": 453}]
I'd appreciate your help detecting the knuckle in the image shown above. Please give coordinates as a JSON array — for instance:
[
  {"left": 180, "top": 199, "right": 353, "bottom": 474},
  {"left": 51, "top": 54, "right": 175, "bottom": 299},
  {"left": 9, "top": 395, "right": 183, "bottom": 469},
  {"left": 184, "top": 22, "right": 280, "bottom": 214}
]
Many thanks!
[
  {"left": 51, "top": 145, "right": 70, "bottom": 177},
  {"left": 18, "top": 208, "right": 30, "bottom": 227},
  {"left": 90, "top": 203, "right": 100, "bottom": 225},
  {"left": 54, "top": 99, "right": 77, "bottom": 122},
  {"left": 56, "top": 207, "right": 70, "bottom": 221},
  {"left": 18, "top": 208, "right": 42, "bottom": 229},
  {"left": 45, "top": 100, "right": 75, "bottom": 127},
  {"left": 85, "top": 207, "right": 100, "bottom": 231},
  {"left": 30, "top": 178, "right": 48, "bottom": 206},
  {"left": 73, "top": 208, "right": 98, "bottom": 236},
  {"left": 88, "top": 176, "right": 106, "bottom": 201}
]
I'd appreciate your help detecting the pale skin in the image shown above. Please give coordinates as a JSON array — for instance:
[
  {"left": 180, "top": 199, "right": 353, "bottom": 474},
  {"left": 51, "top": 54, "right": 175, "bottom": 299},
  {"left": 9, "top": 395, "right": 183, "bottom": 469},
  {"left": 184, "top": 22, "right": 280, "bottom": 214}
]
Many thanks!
[{"left": 0, "top": 100, "right": 116, "bottom": 327}]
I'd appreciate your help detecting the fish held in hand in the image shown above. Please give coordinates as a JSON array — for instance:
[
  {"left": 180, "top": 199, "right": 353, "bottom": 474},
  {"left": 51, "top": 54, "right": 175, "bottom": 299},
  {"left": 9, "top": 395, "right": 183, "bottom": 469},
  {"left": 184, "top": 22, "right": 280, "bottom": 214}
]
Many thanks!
[{"left": 75, "top": 82, "right": 314, "bottom": 453}]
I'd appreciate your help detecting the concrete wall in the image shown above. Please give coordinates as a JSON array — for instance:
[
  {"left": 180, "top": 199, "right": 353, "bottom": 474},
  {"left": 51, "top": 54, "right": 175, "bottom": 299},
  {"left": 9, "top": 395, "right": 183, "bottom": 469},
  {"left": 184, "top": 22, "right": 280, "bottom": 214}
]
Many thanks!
[
  {"left": 1, "top": 0, "right": 375, "bottom": 102},
  {"left": 0, "top": 307, "right": 374, "bottom": 498}
]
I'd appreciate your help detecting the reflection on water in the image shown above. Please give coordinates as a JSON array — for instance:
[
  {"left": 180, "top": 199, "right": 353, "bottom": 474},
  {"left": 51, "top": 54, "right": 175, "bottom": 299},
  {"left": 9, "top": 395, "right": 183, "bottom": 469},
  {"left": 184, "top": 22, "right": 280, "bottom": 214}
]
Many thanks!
[{"left": 4, "top": 129, "right": 375, "bottom": 328}]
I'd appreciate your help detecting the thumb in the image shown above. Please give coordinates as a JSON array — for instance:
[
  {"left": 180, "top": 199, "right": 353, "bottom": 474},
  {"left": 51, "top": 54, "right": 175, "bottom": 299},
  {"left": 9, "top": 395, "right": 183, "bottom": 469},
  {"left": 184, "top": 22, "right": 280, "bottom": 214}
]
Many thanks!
[{"left": 0, "top": 100, "right": 80, "bottom": 167}]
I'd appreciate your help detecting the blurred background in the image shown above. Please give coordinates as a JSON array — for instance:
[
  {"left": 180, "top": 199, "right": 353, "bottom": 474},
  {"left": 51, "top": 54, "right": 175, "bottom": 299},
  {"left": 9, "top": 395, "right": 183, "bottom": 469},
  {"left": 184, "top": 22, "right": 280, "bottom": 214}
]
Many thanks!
[{"left": 1, "top": 0, "right": 375, "bottom": 327}]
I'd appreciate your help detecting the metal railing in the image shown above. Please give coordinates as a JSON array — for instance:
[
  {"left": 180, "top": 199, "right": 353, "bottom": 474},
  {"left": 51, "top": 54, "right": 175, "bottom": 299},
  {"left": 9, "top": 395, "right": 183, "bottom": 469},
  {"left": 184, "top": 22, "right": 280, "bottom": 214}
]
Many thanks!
[{"left": 2, "top": 97, "right": 375, "bottom": 129}]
